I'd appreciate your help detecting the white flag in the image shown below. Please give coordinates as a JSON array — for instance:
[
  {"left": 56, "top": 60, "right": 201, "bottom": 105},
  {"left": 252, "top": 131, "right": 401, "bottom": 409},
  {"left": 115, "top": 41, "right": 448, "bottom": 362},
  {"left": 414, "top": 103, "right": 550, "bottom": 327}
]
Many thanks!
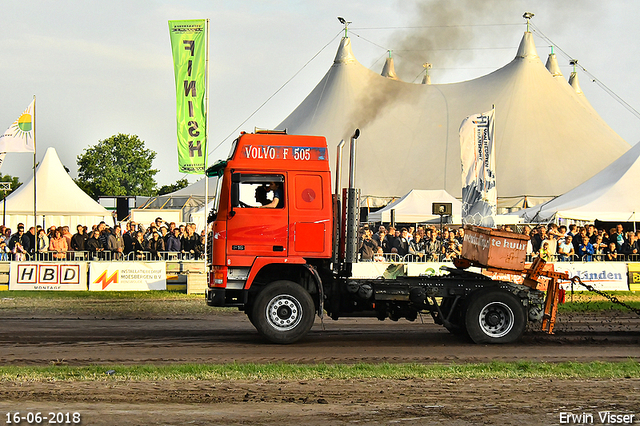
[
  {"left": 0, "top": 100, "right": 35, "bottom": 153},
  {"left": 459, "top": 108, "right": 497, "bottom": 228}
]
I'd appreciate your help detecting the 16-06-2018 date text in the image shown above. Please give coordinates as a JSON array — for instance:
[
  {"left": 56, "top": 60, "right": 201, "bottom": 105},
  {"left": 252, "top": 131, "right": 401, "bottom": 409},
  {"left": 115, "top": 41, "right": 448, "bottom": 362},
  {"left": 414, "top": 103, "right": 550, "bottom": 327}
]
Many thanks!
[{"left": 5, "top": 412, "right": 81, "bottom": 424}]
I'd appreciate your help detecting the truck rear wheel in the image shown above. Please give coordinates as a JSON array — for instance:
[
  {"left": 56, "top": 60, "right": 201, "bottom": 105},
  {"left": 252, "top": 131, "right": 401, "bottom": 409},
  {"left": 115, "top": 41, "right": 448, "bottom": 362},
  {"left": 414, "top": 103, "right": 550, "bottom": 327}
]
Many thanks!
[
  {"left": 465, "top": 289, "right": 526, "bottom": 344},
  {"left": 252, "top": 280, "right": 316, "bottom": 344}
]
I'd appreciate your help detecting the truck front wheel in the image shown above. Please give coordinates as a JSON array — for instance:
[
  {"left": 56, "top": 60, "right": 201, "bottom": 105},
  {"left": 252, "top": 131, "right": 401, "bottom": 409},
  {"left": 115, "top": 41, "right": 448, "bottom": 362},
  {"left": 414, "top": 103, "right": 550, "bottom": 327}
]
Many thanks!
[
  {"left": 465, "top": 289, "right": 526, "bottom": 344},
  {"left": 252, "top": 280, "right": 316, "bottom": 344}
]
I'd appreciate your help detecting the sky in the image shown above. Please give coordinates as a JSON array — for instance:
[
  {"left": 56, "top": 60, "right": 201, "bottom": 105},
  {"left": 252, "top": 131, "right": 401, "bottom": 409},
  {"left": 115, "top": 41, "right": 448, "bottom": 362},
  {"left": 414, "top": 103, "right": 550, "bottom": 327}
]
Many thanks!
[{"left": 1, "top": 0, "right": 639, "bottom": 190}]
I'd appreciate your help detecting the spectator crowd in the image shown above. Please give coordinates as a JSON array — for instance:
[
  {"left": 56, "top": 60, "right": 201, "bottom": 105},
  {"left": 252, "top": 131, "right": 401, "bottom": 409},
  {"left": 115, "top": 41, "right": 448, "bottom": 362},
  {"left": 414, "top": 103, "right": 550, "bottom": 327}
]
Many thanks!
[
  {"left": 359, "top": 222, "right": 640, "bottom": 263},
  {"left": 0, "top": 217, "right": 206, "bottom": 261}
]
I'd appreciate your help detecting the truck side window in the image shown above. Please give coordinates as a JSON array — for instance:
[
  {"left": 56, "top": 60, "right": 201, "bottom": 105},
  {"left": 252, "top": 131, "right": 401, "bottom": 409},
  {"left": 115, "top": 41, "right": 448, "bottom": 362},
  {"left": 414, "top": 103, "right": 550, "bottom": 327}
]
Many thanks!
[{"left": 233, "top": 175, "right": 285, "bottom": 209}]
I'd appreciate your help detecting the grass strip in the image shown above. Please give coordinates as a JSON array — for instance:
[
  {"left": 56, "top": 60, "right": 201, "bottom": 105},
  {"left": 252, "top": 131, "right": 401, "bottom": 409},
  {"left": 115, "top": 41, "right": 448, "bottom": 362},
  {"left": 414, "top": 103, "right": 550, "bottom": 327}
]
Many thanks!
[{"left": 0, "top": 361, "right": 638, "bottom": 382}]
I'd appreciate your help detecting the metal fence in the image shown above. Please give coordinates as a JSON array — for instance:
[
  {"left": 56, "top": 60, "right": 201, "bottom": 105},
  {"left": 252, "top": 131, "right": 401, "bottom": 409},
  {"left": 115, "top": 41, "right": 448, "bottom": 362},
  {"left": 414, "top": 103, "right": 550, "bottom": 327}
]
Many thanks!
[{"left": 7, "top": 251, "right": 200, "bottom": 262}]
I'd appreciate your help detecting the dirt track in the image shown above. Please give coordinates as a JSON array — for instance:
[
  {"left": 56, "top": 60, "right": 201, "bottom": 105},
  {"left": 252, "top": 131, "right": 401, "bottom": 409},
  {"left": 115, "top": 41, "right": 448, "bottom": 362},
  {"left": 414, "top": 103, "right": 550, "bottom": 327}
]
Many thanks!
[{"left": 1, "top": 310, "right": 639, "bottom": 425}]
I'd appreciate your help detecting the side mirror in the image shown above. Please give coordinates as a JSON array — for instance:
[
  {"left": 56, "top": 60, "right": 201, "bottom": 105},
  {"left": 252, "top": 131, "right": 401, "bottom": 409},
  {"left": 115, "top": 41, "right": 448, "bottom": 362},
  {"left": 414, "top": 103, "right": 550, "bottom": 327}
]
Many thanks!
[{"left": 229, "top": 172, "right": 240, "bottom": 217}]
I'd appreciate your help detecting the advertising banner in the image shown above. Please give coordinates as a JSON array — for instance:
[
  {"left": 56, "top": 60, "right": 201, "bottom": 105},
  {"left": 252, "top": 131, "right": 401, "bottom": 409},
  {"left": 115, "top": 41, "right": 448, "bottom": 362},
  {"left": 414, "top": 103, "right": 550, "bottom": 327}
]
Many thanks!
[
  {"left": 169, "top": 19, "right": 207, "bottom": 174},
  {"left": 89, "top": 262, "right": 166, "bottom": 291},
  {"left": 553, "top": 262, "right": 629, "bottom": 292},
  {"left": 9, "top": 262, "right": 88, "bottom": 290},
  {"left": 460, "top": 108, "right": 496, "bottom": 227},
  {"left": 628, "top": 263, "right": 640, "bottom": 291}
]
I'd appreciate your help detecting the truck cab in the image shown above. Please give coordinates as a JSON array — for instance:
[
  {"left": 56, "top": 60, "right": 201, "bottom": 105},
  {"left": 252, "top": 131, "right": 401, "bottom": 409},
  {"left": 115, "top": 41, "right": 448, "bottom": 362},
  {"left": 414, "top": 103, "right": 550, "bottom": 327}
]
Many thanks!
[{"left": 206, "top": 131, "right": 333, "bottom": 342}]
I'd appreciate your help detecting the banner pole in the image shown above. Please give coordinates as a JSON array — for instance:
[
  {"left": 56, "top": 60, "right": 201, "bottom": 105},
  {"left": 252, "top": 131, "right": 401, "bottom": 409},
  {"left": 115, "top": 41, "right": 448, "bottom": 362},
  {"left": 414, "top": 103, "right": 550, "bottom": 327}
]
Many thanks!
[
  {"left": 204, "top": 18, "right": 210, "bottom": 270},
  {"left": 33, "top": 95, "right": 37, "bottom": 230}
]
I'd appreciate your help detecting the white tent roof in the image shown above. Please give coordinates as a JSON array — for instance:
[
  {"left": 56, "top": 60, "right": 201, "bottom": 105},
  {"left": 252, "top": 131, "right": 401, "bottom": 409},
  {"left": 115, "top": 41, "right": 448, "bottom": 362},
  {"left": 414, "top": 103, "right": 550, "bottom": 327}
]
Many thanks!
[
  {"left": 278, "top": 32, "right": 630, "bottom": 206},
  {"left": 368, "top": 189, "right": 462, "bottom": 223},
  {"left": 2, "top": 147, "right": 111, "bottom": 229},
  {"left": 166, "top": 177, "right": 217, "bottom": 198},
  {"left": 517, "top": 141, "right": 640, "bottom": 222}
]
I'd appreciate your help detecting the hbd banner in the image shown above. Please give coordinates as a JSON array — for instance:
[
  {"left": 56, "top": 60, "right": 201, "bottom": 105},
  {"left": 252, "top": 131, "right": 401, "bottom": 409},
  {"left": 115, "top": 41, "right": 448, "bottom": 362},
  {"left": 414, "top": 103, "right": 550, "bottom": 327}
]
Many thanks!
[
  {"left": 169, "top": 19, "right": 207, "bottom": 174},
  {"left": 9, "top": 262, "right": 88, "bottom": 290}
]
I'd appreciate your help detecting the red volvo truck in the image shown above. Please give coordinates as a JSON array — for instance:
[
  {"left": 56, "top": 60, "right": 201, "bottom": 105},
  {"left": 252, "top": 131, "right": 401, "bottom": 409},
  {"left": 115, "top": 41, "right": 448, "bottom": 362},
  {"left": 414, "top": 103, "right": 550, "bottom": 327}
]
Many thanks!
[{"left": 205, "top": 130, "right": 553, "bottom": 344}]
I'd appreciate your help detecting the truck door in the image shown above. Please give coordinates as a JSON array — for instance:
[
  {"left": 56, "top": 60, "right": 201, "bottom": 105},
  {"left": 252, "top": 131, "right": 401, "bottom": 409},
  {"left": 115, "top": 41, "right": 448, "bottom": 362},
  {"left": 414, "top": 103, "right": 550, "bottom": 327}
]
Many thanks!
[{"left": 226, "top": 173, "right": 288, "bottom": 262}]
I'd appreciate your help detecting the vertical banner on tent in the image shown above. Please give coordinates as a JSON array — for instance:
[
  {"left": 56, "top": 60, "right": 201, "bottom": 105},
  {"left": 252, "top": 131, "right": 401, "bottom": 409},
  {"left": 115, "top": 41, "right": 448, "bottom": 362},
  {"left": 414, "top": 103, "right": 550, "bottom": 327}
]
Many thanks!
[
  {"left": 169, "top": 19, "right": 207, "bottom": 174},
  {"left": 459, "top": 108, "right": 496, "bottom": 228}
]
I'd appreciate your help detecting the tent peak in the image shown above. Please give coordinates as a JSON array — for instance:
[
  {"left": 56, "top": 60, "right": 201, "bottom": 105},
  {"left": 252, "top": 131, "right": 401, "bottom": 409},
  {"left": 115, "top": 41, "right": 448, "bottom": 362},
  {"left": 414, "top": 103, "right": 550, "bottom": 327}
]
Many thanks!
[
  {"left": 333, "top": 37, "right": 357, "bottom": 65},
  {"left": 545, "top": 52, "right": 563, "bottom": 77},
  {"left": 515, "top": 31, "right": 538, "bottom": 59},
  {"left": 381, "top": 55, "right": 399, "bottom": 80},
  {"left": 569, "top": 71, "right": 583, "bottom": 94}
]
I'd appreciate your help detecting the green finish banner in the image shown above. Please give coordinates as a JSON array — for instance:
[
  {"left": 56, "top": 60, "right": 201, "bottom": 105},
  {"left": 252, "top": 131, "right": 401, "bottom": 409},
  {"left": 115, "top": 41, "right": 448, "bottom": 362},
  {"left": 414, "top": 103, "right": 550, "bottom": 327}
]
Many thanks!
[{"left": 169, "top": 19, "right": 207, "bottom": 174}]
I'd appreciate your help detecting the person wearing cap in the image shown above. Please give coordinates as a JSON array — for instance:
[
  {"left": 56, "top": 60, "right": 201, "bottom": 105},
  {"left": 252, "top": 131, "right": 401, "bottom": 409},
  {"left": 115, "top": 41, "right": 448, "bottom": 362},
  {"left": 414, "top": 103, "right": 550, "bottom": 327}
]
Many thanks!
[{"left": 8, "top": 224, "right": 31, "bottom": 253}]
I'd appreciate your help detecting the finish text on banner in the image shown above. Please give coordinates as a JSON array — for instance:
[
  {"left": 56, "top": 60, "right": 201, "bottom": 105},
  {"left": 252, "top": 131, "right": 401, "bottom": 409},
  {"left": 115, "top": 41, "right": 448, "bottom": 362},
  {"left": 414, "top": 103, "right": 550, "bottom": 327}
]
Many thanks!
[{"left": 169, "top": 19, "right": 207, "bottom": 174}]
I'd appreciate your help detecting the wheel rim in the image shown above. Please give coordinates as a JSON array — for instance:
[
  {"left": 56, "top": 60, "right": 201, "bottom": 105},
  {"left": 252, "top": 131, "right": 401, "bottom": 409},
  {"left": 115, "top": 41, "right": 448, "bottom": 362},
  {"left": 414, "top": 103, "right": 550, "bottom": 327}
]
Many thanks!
[
  {"left": 265, "top": 294, "right": 303, "bottom": 332},
  {"left": 478, "top": 301, "right": 514, "bottom": 338}
]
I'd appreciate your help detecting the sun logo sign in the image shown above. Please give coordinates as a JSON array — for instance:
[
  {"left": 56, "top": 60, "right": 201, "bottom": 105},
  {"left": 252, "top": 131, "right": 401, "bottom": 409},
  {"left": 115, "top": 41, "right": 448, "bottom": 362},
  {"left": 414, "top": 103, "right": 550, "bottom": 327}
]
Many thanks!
[{"left": 0, "top": 99, "right": 35, "bottom": 153}]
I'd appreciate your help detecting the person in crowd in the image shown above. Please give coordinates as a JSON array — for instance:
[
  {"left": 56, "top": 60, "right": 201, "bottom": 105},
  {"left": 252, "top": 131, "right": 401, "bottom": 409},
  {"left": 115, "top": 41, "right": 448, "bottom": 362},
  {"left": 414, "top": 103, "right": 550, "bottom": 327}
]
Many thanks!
[
  {"left": 538, "top": 241, "right": 552, "bottom": 262},
  {"left": 621, "top": 233, "right": 640, "bottom": 260},
  {"left": 604, "top": 242, "right": 619, "bottom": 261},
  {"left": 12, "top": 241, "right": 27, "bottom": 261},
  {"left": 372, "top": 225, "right": 386, "bottom": 245},
  {"left": 62, "top": 226, "right": 73, "bottom": 248},
  {"left": 49, "top": 228, "right": 68, "bottom": 260},
  {"left": 132, "top": 231, "right": 146, "bottom": 260},
  {"left": 393, "top": 227, "right": 410, "bottom": 257},
  {"left": 443, "top": 240, "right": 461, "bottom": 261},
  {"left": 35, "top": 228, "right": 50, "bottom": 258},
  {"left": 567, "top": 224, "right": 578, "bottom": 238},
  {"left": 577, "top": 236, "right": 595, "bottom": 262},
  {"left": 123, "top": 221, "right": 137, "bottom": 255},
  {"left": 557, "top": 235, "right": 575, "bottom": 261},
  {"left": 8, "top": 224, "right": 31, "bottom": 254},
  {"left": 146, "top": 231, "right": 165, "bottom": 260},
  {"left": 195, "top": 233, "right": 205, "bottom": 260},
  {"left": 358, "top": 227, "right": 378, "bottom": 261},
  {"left": 181, "top": 226, "right": 199, "bottom": 258},
  {"left": 425, "top": 232, "right": 441, "bottom": 262},
  {"left": 542, "top": 232, "right": 557, "bottom": 259},
  {"left": 70, "top": 224, "right": 88, "bottom": 253},
  {"left": 108, "top": 225, "right": 125, "bottom": 260},
  {"left": 611, "top": 224, "right": 626, "bottom": 250},
  {"left": 166, "top": 228, "right": 182, "bottom": 253},
  {"left": 86, "top": 229, "right": 104, "bottom": 260},
  {"left": 46, "top": 225, "right": 57, "bottom": 240},
  {"left": 384, "top": 225, "right": 397, "bottom": 254},
  {"left": 160, "top": 226, "right": 169, "bottom": 244},
  {"left": 530, "top": 226, "right": 546, "bottom": 254},
  {"left": 373, "top": 246, "right": 385, "bottom": 262},
  {"left": 408, "top": 232, "right": 426, "bottom": 260},
  {"left": 26, "top": 227, "right": 36, "bottom": 255},
  {"left": 455, "top": 228, "right": 465, "bottom": 246},
  {"left": 0, "top": 239, "right": 9, "bottom": 261},
  {"left": 592, "top": 235, "right": 607, "bottom": 260}
]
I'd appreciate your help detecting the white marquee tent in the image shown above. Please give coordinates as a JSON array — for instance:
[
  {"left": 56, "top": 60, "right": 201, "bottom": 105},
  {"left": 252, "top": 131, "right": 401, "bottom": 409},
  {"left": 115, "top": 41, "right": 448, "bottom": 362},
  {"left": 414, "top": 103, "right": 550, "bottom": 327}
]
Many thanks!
[
  {"left": 368, "top": 189, "right": 462, "bottom": 223},
  {"left": 1, "top": 147, "right": 111, "bottom": 230},
  {"left": 278, "top": 32, "right": 630, "bottom": 209},
  {"left": 516, "top": 141, "right": 640, "bottom": 223}
]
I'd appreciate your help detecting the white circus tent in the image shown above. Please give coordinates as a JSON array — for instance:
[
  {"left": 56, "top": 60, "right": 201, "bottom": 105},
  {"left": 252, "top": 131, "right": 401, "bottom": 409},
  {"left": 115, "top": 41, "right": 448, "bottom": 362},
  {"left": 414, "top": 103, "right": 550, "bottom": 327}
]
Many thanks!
[
  {"left": 1, "top": 147, "right": 111, "bottom": 230},
  {"left": 517, "top": 141, "right": 640, "bottom": 223},
  {"left": 368, "top": 189, "right": 462, "bottom": 223},
  {"left": 278, "top": 31, "right": 630, "bottom": 209}
]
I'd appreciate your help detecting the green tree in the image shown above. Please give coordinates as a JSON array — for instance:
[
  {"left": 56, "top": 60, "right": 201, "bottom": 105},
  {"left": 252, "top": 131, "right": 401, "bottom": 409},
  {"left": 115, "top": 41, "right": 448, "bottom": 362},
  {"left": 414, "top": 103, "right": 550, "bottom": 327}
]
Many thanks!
[
  {"left": 157, "top": 178, "right": 189, "bottom": 196},
  {"left": 76, "top": 133, "right": 159, "bottom": 199},
  {"left": 0, "top": 173, "right": 21, "bottom": 198}
]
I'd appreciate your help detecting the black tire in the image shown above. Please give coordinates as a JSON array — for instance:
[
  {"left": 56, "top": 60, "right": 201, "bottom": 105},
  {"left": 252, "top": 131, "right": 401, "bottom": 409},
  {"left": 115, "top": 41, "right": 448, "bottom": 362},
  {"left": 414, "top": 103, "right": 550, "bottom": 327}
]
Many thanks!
[
  {"left": 251, "top": 280, "right": 316, "bottom": 344},
  {"left": 465, "top": 289, "right": 526, "bottom": 344}
]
